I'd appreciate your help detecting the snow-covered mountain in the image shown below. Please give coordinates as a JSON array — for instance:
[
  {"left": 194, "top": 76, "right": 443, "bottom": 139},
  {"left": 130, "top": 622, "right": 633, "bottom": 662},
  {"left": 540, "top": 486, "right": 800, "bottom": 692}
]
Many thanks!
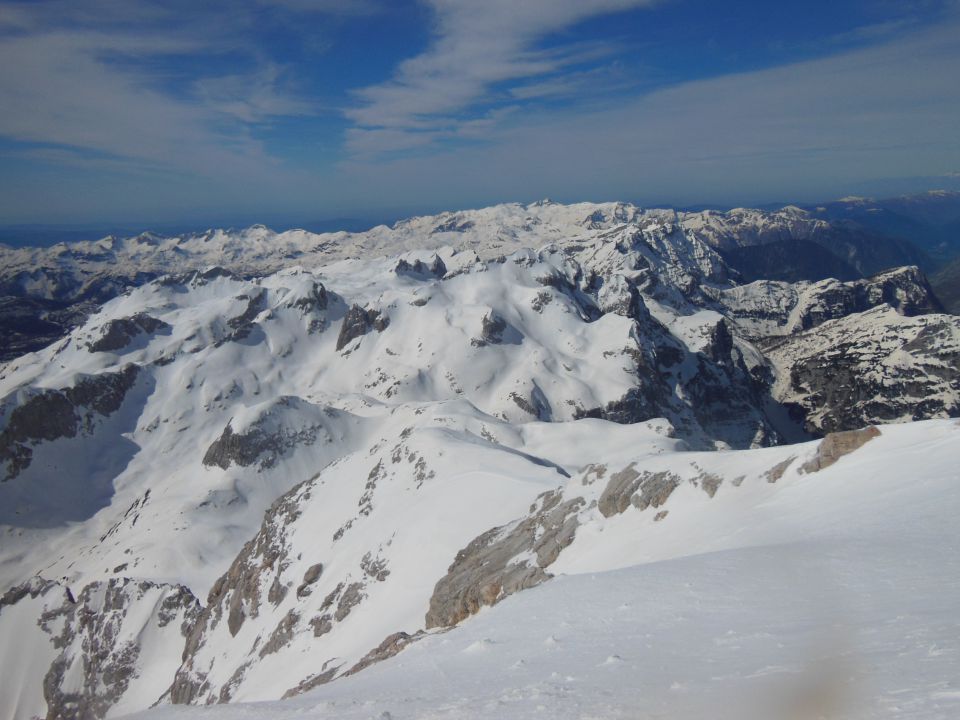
[
  {"left": 0, "top": 199, "right": 942, "bottom": 361},
  {"left": 0, "top": 200, "right": 958, "bottom": 719}
]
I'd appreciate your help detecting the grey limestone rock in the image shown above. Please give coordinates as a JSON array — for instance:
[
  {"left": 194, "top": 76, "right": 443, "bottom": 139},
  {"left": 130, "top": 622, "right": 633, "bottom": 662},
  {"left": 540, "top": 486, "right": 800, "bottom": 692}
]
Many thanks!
[
  {"left": 1, "top": 575, "right": 199, "bottom": 720},
  {"left": 425, "top": 490, "right": 583, "bottom": 629},
  {"left": 801, "top": 426, "right": 881, "bottom": 473},
  {"left": 598, "top": 465, "right": 681, "bottom": 518}
]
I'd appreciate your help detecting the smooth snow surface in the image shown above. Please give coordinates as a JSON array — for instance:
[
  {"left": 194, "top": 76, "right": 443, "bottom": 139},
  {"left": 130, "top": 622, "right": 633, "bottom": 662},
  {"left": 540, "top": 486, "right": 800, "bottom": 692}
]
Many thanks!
[{"left": 130, "top": 420, "right": 960, "bottom": 720}]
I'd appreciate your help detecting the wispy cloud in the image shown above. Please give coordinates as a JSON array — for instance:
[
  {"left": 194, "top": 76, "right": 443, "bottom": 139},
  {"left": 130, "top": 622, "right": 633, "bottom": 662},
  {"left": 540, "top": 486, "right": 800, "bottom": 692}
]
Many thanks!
[
  {"left": 344, "top": 0, "right": 658, "bottom": 157},
  {"left": 0, "top": 0, "right": 366, "bottom": 176},
  {"left": 341, "top": 17, "right": 960, "bottom": 207}
]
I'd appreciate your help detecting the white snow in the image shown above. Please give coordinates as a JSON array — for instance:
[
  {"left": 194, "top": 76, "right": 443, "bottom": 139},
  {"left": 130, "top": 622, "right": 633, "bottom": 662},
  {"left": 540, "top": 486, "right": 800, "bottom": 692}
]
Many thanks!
[{"left": 128, "top": 421, "right": 960, "bottom": 720}]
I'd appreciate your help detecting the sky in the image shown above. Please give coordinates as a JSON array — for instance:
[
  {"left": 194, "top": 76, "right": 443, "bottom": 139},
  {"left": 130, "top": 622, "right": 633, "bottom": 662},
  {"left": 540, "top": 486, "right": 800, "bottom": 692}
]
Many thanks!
[{"left": 0, "top": 0, "right": 958, "bottom": 230}]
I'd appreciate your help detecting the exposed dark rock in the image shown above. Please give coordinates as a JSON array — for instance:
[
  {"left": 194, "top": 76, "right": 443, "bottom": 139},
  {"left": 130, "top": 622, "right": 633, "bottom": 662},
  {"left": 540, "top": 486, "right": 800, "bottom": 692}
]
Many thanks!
[
  {"left": 598, "top": 466, "right": 681, "bottom": 517},
  {"left": 169, "top": 481, "right": 307, "bottom": 704},
  {"left": 290, "top": 281, "right": 328, "bottom": 313},
  {"left": 220, "top": 288, "right": 267, "bottom": 344},
  {"left": 471, "top": 311, "right": 507, "bottom": 347},
  {"left": 508, "top": 387, "right": 551, "bottom": 420},
  {"left": 796, "top": 267, "right": 942, "bottom": 332},
  {"left": 259, "top": 609, "right": 300, "bottom": 658},
  {"left": 0, "top": 575, "right": 66, "bottom": 608},
  {"left": 296, "top": 562, "right": 324, "bottom": 598},
  {"left": 336, "top": 304, "right": 389, "bottom": 351},
  {"left": 0, "top": 295, "right": 99, "bottom": 362},
  {"left": 335, "top": 581, "right": 365, "bottom": 622},
  {"left": 281, "top": 664, "right": 340, "bottom": 699},
  {"left": 86, "top": 313, "right": 169, "bottom": 353},
  {"left": 0, "top": 576, "right": 200, "bottom": 720},
  {"left": 720, "top": 238, "right": 861, "bottom": 283},
  {"left": 770, "top": 311, "right": 960, "bottom": 434},
  {"left": 431, "top": 217, "right": 474, "bottom": 233},
  {"left": 764, "top": 457, "right": 796, "bottom": 483},
  {"left": 698, "top": 472, "right": 723, "bottom": 498},
  {"left": 597, "top": 464, "right": 642, "bottom": 517},
  {"left": 343, "top": 630, "right": 425, "bottom": 678},
  {"left": 630, "top": 472, "right": 681, "bottom": 511},
  {"left": 0, "top": 364, "right": 140, "bottom": 482},
  {"left": 360, "top": 552, "right": 390, "bottom": 582},
  {"left": 531, "top": 291, "right": 553, "bottom": 313},
  {"left": 395, "top": 255, "right": 447, "bottom": 279},
  {"left": 310, "top": 614, "right": 332, "bottom": 637},
  {"left": 201, "top": 398, "right": 326, "bottom": 471}
]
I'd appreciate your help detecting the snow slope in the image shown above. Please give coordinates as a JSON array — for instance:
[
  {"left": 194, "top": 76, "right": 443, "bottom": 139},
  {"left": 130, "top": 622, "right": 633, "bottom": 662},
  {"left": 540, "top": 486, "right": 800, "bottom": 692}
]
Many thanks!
[{"left": 132, "top": 419, "right": 960, "bottom": 720}]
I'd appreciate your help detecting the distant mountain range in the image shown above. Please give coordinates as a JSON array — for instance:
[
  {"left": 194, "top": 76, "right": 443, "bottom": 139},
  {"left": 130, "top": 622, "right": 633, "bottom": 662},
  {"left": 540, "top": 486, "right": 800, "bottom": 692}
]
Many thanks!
[{"left": 2, "top": 192, "right": 958, "bottom": 362}]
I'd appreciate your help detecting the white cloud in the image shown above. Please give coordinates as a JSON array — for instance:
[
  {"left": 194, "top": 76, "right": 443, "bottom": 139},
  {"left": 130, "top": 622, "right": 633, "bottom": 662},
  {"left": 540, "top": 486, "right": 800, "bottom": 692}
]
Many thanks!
[
  {"left": 344, "top": 0, "right": 658, "bottom": 156},
  {"left": 0, "top": 0, "right": 360, "bottom": 178},
  {"left": 340, "top": 18, "right": 960, "bottom": 208},
  {"left": 0, "top": 30, "right": 265, "bottom": 176}
]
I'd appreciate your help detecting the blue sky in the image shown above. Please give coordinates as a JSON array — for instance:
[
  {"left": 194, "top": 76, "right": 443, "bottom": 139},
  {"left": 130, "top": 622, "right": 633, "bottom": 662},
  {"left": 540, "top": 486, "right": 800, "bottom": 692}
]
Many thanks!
[{"left": 0, "top": 0, "right": 958, "bottom": 229}]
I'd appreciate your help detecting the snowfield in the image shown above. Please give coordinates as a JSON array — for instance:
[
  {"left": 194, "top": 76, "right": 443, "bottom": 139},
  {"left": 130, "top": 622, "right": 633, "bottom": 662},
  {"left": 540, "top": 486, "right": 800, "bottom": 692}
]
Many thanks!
[
  {"left": 0, "top": 200, "right": 957, "bottom": 719},
  {"left": 132, "top": 420, "right": 960, "bottom": 720}
]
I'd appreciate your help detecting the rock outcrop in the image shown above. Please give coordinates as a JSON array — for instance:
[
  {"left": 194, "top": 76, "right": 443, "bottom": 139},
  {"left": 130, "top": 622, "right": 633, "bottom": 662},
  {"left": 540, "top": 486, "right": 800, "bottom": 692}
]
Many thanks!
[
  {"left": 425, "top": 490, "right": 583, "bottom": 629},
  {"left": 0, "top": 364, "right": 141, "bottom": 482},
  {"left": 336, "top": 304, "right": 389, "bottom": 351},
  {"left": 801, "top": 426, "right": 881, "bottom": 473},
  {"left": 0, "top": 576, "right": 199, "bottom": 720},
  {"left": 767, "top": 307, "right": 960, "bottom": 434},
  {"left": 86, "top": 313, "right": 169, "bottom": 353},
  {"left": 202, "top": 397, "right": 339, "bottom": 471}
]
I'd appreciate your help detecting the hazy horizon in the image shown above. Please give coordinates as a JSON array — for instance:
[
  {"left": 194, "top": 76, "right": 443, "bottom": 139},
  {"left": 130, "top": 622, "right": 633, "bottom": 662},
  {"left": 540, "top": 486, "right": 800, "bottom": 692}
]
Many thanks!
[{"left": 1, "top": 187, "right": 957, "bottom": 249}]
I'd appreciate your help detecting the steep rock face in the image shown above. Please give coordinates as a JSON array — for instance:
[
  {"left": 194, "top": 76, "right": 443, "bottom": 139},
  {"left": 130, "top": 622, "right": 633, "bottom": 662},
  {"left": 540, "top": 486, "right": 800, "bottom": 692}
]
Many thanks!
[
  {"left": 0, "top": 198, "right": 932, "bottom": 365},
  {"left": 715, "top": 266, "right": 943, "bottom": 339},
  {"left": 719, "top": 238, "right": 861, "bottom": 283},
  {"left": 931, "top": 255, "right": 960, "bottom": 314},
  {"left": 0, "top": 295, "right": 99, "bottom": 362},
  {"left": 424, "top": 489, "right": 583, "bottom": 629},
  {"left": 202, "top": 397, "right": 343, "bottom": 471},
  {"left": 471, "top": 311, "right": 508, "bottom": 347},
  {"left": 680, "top": 205, "right": 930, "bottom": 277},
  {"left": 86, "top": 314, "right": 170, "bottom": 353},
  {"left": 394, "top": 254, "right": 447, "bottom": 279},
  {"left": 767, "top": 307, "right": 960, "bottom": 434},
  {"left": 421, "top": 430, "right": 844, "bottom": 629},
  {"left": 1, "top": 201, "right": 959, "bottom": 716},
  {"left": 168, "top": 481, "right": 306, "bottom": 704},
  {"left": 787, "top": 266, "right": 942, "bottom": 331},
  {"left": 336, "top": 305, "right": 389, "bottom": 351},
  {"left": 596, "top": 465, "right": 681, "bottom": 517},
  {"left": 0, "top": 576, "right": 199, "bottom": 720},
  {"left": 0, "top": 364, "right": 141, "bottom": 482}
]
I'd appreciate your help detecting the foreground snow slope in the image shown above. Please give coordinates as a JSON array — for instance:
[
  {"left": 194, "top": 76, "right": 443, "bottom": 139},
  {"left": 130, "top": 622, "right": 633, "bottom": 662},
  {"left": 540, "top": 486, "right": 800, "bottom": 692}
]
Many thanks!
[{"left": 133, "top": 419, "right": 960, "bottom": 720}]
